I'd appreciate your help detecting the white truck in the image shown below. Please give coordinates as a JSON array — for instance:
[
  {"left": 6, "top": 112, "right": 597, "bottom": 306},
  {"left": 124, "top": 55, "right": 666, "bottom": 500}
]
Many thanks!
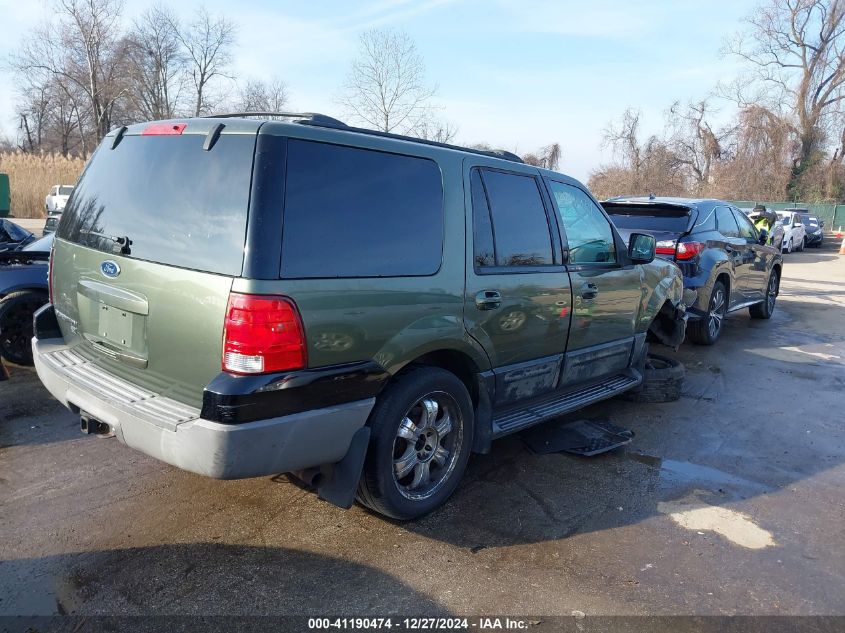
[{"left": 45, "top": 185, "right": 74, "bottom": 214}]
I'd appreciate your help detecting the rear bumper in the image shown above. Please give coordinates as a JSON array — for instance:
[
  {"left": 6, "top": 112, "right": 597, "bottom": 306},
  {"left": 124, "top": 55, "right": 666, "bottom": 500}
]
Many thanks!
[{"left": 32, "top": 334, "right": 374, "bottom": 480}]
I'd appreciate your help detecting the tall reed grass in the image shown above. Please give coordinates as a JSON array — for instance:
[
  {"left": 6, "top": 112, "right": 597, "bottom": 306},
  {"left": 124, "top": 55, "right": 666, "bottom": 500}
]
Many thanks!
[{"left": 0, "top": 152, "right": 86, "bottom": 218}]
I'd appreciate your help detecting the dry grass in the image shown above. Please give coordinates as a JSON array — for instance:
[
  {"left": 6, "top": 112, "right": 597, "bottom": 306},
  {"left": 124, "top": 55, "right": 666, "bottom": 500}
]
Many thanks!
[{"left": 0, "top": 152, "right": 86, "bottom": 219}]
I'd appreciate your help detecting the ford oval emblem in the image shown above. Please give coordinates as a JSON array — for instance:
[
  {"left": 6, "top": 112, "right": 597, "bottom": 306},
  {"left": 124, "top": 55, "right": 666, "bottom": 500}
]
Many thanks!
[{"left": 100, "top": 260, "right": 120, "bottom": 278}]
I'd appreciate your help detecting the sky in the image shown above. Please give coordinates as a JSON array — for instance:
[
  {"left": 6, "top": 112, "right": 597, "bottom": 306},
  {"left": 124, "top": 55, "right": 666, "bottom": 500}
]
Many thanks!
[{"left": 0, "top": 0, "right": 757, "bottom": 182}]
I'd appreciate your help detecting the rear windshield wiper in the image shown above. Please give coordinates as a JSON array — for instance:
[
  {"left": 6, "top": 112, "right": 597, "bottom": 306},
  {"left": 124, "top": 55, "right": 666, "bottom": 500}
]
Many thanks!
[{"left": 81, "top": 230, "right": 133, "bottom": 255}]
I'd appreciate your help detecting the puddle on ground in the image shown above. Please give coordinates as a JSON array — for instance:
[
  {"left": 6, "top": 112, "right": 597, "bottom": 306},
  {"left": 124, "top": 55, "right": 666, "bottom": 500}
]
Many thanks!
[
  {"left": 657, "top": 489, "right": 776, "bottom": 550},
  {"left": 627, "top": 453, "right": 773, "bottom": 495}
]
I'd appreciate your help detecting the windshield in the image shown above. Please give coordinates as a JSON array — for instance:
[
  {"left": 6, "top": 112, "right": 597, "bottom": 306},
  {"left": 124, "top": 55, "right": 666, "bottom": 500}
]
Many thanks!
[
  {"left": 59, "top": 186, "right": 74, "bottom": 195},
  {"left": 779, "top": 216, "right": 791, "bottom": 225},
  {"left": 801, "top": 216, "right": 819, "bottom": 227},
  {"left": 57, "top": 133, "right": 255, "bottom": 276},
  {"left": 603, "top": 205, "right": 692, "bottom": 233},
  {"left": 23, "top": 233, "right": 55, "bottom": 252},
  {"left": 2, "top": 220, "right": 32, "bottom": 242}
]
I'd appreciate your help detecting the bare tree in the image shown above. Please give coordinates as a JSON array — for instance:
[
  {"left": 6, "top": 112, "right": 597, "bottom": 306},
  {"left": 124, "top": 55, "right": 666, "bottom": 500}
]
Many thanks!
[
  {"left": 523, "top": 143, "right": 562, "bottom": 170},
  {"left": 127, "top": 5, "right": 186, "bottom": 120},
  {"left": 411, "top": 115, "right": 457, "bottom": 143},
  {"left": 234, "top": 78, "right": 289, "bottom": 114},
  {"left": 725, "top": 0, "right": 845, "bottom": 192},
  {"left": 590, "top": 108, "right": 686, "bottom": 198},
  {"left": 666, "top": 100, "right": 723, "bottom": 193},
  {"left": 173, "top": 7, "right": 236, "bottom": 117},
  {"left": 10, "top": 0, "right": 129, "bottom": 145},
  {"left": 339, "top": 29, "right": 437, "bottom": 133}
]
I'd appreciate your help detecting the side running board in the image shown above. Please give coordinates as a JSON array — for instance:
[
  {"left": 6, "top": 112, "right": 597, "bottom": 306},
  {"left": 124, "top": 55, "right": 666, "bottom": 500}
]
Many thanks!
[{"left": 492, "top": 370, "right": 642, "bottom": 437}]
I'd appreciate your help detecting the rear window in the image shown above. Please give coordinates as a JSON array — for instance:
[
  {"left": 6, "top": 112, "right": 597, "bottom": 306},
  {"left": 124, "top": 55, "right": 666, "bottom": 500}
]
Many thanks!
[
  {"left": 59, "top": 186, "right": 74, "bottom": 195},
  {"left": 281, "top": 140, "right": 443, "bottom": 278},
  {"left": 57, "top": 133, "right": 255, "bottom": 276},
  {"left": 603, "top": 204, "right": 692, "bottom": 233}
]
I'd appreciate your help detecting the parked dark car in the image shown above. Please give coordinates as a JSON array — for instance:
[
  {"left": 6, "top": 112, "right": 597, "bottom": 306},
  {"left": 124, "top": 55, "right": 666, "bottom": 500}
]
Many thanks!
[
  {"left": 0, "top": 233, "right": 52, "bottom": 365},
  {"left": 43, "top": 210, "right": 62, "bottom": 234},
  {"left": 0, "top": 218, "right": 36, "bottom": 252},
  {"left": 793, "top": 210, "right": 825, "bottom": 247},
  {"left": 602, "top": 197, "right": 783, "bottom": 345}
]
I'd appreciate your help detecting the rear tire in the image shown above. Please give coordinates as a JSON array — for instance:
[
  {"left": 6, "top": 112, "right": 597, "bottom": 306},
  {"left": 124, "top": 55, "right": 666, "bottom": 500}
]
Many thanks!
[
  {"left": 622, "top": 354, "right": 684, "bottom": 403},
  {"left": 750, "top": 269, "right": 779, "bottom": 319},
  {"left": 687, "top": 280, "right": 728, "bottom": 345},
  {"left": 356, "top": 366, "right": 474, "bottom": 520},
  {"left": 0, "top": 290, "right": 48, "bottom": 366}
]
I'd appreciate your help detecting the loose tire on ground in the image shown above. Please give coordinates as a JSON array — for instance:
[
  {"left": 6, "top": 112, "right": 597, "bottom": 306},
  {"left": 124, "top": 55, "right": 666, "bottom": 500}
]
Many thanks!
[
  {"left": 356, "top": 366, "right": 474, "bottom": 520},
  {"left": 622, "top": 353, "right": 685, "bottom": 403},
  {"left": 0, "top": 290, "right": 48, "bottom": 366}
]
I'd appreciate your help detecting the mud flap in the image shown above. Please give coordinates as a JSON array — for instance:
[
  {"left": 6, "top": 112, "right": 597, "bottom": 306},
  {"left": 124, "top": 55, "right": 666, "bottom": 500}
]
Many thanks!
[{"left": 315, "top": 426, "right": 371, "bottom": 509}]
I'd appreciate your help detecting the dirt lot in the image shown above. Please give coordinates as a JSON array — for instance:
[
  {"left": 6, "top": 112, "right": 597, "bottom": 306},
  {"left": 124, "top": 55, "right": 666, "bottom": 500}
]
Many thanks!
[{"left": 1, "top": 242, "right": 844, "bottom": 622}]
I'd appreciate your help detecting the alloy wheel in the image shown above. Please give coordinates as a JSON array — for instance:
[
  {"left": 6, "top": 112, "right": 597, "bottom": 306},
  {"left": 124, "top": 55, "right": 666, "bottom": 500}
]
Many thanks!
[
  {"left": 392, "top": 392, "right": 463, "bottom": 501},
  {"left": 707, "top": 287, "right": 726, "bottom": 340},
  {"left": 767, "top": 274, "right": 778, "bottom": 312}
]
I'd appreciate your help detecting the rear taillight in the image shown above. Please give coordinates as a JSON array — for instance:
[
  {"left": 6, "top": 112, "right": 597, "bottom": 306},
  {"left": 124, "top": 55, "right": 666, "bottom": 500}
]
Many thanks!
[
  {"left": 655, "top": 240, "right": 677, "bottom": 256},
  {"left": 654, "top": 240, "right": 705, "bottom": 260},
  {"left": 48, "top": 247, "right": 55, "bottom": 304},
  {"left": 675, "top": 241, "right": 705, "bottom": 260},
  {"left": 222, "top": 293, "right": 306, "bottom": 375}
]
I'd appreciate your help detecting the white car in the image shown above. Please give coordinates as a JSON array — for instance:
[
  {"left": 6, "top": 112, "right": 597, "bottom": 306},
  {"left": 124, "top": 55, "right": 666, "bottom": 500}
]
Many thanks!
[
  {"left": 45, "top": 185, "right": 74, "bottom": 214},
  {"left": 777, "top": 210, "right": 807, "bottom": 253}
]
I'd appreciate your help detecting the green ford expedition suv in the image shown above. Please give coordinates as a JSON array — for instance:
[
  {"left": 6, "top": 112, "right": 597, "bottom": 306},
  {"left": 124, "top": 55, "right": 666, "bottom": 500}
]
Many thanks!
[{"left": 33, "top": 113, "right": 686, "bottom": 519}]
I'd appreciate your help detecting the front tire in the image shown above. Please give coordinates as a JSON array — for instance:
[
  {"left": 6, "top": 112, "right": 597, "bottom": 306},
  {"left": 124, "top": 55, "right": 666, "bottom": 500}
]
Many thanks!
[
  {"left": 798, "top": 237, "right": 805, "bottom": 252},
  {"left": 750, "top": 269, "right": 779, "bottom": 319},
  {"left": 687, "top": 280, "right": 728, "bottom": 345},
  {"left": 357, "top": 366, "right": 474, "bottom": 520},
  {"left": 0, "top": 290, "right": 48, "bottom": 366},
  {"left": 785, "top": 238, "right": 793, "bottom": 254}
]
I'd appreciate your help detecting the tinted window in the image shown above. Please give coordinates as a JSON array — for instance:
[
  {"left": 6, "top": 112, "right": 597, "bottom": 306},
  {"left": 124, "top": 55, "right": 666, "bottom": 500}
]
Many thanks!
[
  {"left": 716, "top": 206, "right": 739, "bottom": 237},
  {"left": 481, "top": 170, "right": 553, "bottom": 266},
  {"left": 58, "top": 133, "right": 255, "bottom": 276},
  {"left": 471, "top": 170, "right": 495, "bottom": 268},
  {"left": 550, "top": 182, "right": 616, "bottom": 264},
  {"left": 282, "top": 140, "right": 443, "bottom": 278},
  {"left": 733, "top": 209, "right": 758, "bottom": 240},
  {"left": 602, "top": 205, "right": 691, "bottom": 233},
  {"left": 692, "top": 206, "right": 716, "bottom": 232},
  {"left": 59, "top": 186, "right": 74, "bottom": 195}
]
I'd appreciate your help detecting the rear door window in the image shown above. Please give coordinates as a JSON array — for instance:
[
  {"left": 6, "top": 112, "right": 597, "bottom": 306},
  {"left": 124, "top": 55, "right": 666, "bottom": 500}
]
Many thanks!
[
  {"left": 476, "top": 169, "right": 553, "bottom": 267},
  {"left": 602, "top": 205, "right": 692, "bottom": 233},
  {"left": 58, "top": 133, "right": 256, "bottom": 276},
  {"left": 716, "top": 206, "right": 739, "bottom": 237},
  {"left": 281, "top": 140, "right": 443, "bottom": 278},
  {"left": 734, "top": 210, "right": 758, "bottom": 241}
]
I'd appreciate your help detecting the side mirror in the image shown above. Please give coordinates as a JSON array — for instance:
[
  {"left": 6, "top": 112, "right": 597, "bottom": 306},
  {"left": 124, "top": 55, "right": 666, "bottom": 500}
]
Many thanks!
[
  {"left": 628, "top": 233, "right": 656, "bottom": 264},
  {"left": 758, "top": 229, "right": 768, "bottom": 245}
]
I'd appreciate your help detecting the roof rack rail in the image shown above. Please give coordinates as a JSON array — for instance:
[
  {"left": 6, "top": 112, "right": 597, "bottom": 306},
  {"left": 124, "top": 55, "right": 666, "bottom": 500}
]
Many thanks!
[
  {"left": 206, "top": 112, "right": 348, "bottom": 127},
  {"left": 206, "top": 111, "right": 525, "bottom": 165}
]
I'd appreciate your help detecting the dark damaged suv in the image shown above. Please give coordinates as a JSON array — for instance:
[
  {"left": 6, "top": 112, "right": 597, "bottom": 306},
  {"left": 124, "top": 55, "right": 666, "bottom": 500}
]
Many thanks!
[{"left": 34, "top": 114, "right": 686, "bottom": 519}]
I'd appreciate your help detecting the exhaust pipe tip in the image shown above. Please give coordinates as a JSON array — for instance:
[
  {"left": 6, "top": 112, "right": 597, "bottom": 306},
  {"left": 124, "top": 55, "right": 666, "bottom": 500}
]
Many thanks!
[{"left": 80, "top": 415, "right": 111, "bottom": 436}]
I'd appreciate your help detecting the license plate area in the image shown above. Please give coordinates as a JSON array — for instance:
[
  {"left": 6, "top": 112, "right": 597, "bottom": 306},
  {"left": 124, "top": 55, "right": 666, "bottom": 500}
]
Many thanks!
[{"left": 98, "top": 304, "right": 135, "bottom": 347}]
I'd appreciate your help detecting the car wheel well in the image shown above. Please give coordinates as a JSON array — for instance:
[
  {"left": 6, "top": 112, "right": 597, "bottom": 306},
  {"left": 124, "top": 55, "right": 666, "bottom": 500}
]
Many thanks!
[
  {"left": 715, "top": 272, "right": 731, "bottom": 302},
  {"left": 402, "top": 350, "right": 481, "bottom": 407}
]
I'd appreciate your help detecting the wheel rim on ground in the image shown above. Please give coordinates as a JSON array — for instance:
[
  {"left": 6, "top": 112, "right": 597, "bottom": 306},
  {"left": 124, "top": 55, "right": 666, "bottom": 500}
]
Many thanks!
[
  {"left": 392, "top": 391, "right": 463, "bottom": 501},
  {"left": 767, "top": 273, "right": 778, "bottom": 312},
  {"left": 707, "top": 287, "right": 726, "bottom": 340}
]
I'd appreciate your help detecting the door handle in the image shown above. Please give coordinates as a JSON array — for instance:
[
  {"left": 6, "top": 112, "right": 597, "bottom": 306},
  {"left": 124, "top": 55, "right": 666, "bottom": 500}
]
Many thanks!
[
  {"left": 580, "top": 283, "right": 599, "bottom": 300},
  {"left": 475, "top": 290, "right": 502, "bottom": 310}
]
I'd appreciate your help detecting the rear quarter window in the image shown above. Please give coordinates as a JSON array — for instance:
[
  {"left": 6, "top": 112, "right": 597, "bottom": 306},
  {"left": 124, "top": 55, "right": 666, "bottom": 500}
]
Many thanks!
[{"left": 280, "top": 140, "right": 443, "bottom": 278}]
